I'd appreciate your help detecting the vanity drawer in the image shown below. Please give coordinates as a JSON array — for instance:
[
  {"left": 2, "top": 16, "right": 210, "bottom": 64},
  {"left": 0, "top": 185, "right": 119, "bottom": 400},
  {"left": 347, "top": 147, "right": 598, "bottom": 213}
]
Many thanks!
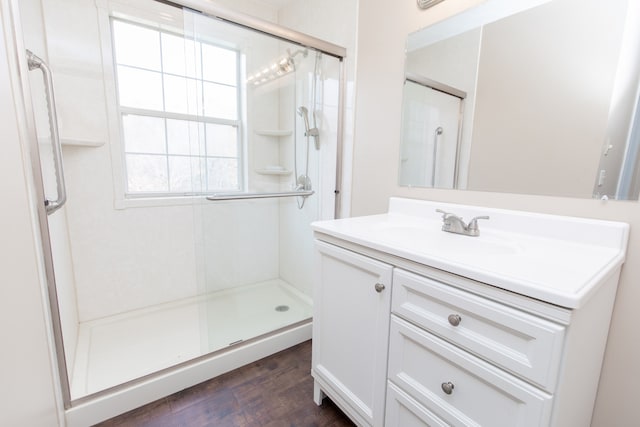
[
  {"left": 392, "top": 269, "right": 565, "bottom": 391},
  {"left": 388, "top": 317, "right": 553, "bottom": 427}
]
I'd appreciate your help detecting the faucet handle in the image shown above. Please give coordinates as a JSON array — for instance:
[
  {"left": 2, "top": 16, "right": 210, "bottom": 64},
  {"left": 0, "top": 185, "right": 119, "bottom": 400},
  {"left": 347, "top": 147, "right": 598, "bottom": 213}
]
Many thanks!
[
  {"left": 467, "top": 215, "right": 490, "bottom": 234},
  {"left": 436, "top": 209, "right": 453, "bottom": 218}
]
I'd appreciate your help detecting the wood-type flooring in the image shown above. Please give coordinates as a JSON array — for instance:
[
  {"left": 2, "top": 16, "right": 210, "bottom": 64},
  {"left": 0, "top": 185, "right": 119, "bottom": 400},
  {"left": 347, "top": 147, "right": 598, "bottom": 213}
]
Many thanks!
[{"left": 95, "top": 340, "right": 355, "bottom": 427}]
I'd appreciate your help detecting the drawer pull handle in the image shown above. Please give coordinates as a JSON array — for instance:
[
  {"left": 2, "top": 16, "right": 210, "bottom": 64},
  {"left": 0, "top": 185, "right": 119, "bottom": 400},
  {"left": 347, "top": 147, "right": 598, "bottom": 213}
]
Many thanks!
[
  {"left": 441, "top": 382, "right": 455, "bottom": 395},
  {"left": 448, "top": 314, "right": 462, "bottom": 326},
  {"left": 374, "top": 283, "right": 386, "bottom": 293}
]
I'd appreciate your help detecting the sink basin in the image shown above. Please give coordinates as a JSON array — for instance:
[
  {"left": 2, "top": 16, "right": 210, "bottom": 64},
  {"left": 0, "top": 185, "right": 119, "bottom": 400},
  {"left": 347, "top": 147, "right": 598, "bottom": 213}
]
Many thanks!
[{"left": 373, "top": 223, "right": 521, "bottom": 256}]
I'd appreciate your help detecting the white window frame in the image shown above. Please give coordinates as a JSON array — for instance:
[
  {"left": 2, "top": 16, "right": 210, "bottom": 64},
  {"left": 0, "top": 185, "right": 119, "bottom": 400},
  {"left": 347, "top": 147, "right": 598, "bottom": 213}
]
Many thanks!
[{"left": 96, "top": 0, "right": 246, "bottom": 209}]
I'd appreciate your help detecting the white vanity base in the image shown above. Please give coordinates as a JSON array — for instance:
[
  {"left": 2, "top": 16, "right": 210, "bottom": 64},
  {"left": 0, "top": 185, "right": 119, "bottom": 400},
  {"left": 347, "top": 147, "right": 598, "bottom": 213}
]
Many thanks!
[{"left": 310, "top": 198, "right": 628, "bottom": 427}]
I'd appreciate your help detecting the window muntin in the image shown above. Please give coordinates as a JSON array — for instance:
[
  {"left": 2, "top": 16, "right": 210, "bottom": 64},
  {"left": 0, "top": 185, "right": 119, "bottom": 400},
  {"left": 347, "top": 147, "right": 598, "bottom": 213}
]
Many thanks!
[{"left": 111, "top": 19, "right": 241, "bottom": 196}]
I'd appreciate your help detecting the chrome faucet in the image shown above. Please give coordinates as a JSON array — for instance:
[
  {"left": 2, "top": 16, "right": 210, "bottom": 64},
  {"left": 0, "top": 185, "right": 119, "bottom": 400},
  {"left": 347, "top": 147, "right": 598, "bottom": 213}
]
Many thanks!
[{"left": 436, "top": 209, "right": 489, "bottom": 237}]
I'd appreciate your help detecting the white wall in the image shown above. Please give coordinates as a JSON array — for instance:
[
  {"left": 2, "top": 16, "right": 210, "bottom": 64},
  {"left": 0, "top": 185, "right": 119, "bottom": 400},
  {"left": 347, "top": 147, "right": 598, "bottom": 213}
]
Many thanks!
[
  {"left": 352, "top": 0, "right": 640, "bottom": 423},
  {"left": 0, "top": 1, "right": 62, "bottom": 424}
]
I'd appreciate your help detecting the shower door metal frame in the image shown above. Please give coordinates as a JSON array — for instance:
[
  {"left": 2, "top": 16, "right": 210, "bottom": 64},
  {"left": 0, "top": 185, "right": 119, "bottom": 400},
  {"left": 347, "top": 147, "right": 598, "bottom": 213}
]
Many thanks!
[
  {"left": 14, "top": 0, "right": 348, "bottom": 412},
  {"left": 4, "top": 0, "right": 72, "bottom": 412}
]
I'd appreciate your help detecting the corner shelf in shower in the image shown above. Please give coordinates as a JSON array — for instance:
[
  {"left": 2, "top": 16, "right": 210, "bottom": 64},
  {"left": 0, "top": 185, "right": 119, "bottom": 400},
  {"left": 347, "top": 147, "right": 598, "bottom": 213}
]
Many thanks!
[
  {"left": 62, "top": 138, "right": 105, "bottom": 147},
  {"left": 254, "top": 129, "right": 293, "bottom": 137},
  {"left": 38, "top": 135, "right": 105, "bottom": 147},
  {"left": 256, "top": 168, "right": 292, "bottom": 176}
]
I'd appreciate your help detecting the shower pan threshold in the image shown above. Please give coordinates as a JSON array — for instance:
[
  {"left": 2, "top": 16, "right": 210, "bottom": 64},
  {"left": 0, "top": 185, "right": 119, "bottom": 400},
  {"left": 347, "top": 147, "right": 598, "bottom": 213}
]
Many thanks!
[{"left": 70, "top": 279, "right": 313, "bottom": 401}]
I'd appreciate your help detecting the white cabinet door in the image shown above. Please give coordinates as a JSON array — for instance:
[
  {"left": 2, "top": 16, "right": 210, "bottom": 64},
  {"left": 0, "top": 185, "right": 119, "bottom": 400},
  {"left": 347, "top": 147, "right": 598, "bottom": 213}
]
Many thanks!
[{"left": 312, "top": 241, "right": 393, "bottom": 427}]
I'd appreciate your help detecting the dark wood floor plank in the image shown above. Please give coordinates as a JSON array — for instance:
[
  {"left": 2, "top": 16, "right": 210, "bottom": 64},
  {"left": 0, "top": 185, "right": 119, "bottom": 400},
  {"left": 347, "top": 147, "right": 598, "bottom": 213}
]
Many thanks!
[{"left": 94, "top": 340, "right": 354, "bottom": 427}]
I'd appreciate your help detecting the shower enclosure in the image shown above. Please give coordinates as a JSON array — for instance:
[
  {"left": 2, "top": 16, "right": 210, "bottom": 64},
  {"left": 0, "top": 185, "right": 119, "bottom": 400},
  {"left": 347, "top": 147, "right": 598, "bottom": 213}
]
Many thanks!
[{"left": 16, "top": 0, "right": 344, "bottom": 423}]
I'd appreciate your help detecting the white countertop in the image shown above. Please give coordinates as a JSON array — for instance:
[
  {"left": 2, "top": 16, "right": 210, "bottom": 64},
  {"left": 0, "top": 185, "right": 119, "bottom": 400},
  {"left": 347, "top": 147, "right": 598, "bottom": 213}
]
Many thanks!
[{"left": 312, "top": 198, "right": 629, "bottom": 309}]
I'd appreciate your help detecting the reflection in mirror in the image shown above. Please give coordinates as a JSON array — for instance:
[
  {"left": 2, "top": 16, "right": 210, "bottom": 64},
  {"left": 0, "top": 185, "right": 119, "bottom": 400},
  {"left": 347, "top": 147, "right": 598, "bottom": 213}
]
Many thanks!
[
  {"left": 399, "top": 0, "right": 640, "bottom": 200},
  {"left": 399, "top": 75, "right": 465, "bottom": 188}
]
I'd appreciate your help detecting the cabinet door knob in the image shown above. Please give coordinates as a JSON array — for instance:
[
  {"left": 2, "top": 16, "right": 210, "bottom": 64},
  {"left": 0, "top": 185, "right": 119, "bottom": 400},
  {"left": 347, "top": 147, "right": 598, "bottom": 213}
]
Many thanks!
[
  {"left": 448, "top": 314, "right": 462, "bottom": 327},
  {"left": 374, "top": 283, "right": 386, "bottom": 293},
  {"left": 441, "top": 381, "right": 455, "bottom": 395}
]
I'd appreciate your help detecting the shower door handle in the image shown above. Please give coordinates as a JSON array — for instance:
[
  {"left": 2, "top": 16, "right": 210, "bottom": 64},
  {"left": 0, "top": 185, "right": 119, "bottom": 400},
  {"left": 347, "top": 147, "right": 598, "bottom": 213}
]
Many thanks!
[
  {"left": 206, "top": 190, "right": 314, "bottom": 201},
  {"left": 27, "top": 50, "right": 67, "bottom": 215}
]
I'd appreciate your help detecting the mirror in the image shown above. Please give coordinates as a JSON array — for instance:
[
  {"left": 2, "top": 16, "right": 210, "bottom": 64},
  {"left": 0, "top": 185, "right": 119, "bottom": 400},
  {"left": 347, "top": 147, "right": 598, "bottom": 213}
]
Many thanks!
[{"left": 400, "top": 0, "right": 640, "bottom": 200}]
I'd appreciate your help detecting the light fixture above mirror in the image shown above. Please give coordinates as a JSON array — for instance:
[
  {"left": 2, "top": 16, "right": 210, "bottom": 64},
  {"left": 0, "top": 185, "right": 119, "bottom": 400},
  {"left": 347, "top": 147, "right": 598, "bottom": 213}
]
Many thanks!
[{"left": 417, "top": 0, "right": 445, "bottom": 10}]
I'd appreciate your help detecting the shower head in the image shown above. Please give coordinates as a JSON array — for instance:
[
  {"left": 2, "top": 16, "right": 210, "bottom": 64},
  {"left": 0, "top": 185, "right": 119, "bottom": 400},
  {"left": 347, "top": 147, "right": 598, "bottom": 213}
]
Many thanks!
[
  {"left": 297, "top": 106, "right": 320, "bottom": 150},
  {"left": 297, "top": 106, "right": 311, "bottom": 132}
]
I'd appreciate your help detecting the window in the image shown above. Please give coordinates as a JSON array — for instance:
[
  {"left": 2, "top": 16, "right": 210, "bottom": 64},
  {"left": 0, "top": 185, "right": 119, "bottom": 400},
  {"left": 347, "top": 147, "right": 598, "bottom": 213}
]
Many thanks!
[{"left": 111, "top": 19, "right": 242, "bottom": 196}]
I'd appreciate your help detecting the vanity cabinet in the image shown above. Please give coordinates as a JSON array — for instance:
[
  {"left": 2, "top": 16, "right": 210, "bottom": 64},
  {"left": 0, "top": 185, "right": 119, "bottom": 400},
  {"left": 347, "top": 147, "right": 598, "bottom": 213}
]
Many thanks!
[
  {"left": 312, "top": 240, "right": 621, "bottom": 427},
  {"left": 312, "top": 241, "right": 392, "bottom": 427},
  {"left": 311, "top": 197, "right": 628, "bottom": 427}
]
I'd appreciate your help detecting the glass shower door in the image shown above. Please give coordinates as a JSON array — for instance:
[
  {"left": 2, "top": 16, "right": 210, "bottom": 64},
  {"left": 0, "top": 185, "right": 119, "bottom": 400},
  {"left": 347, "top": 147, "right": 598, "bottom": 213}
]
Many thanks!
[
  {"left": 18, "top": 0, "right": 343, "bottom": 410},
  {"left": 183, "top": 8, "right": 342, "bottom": 355}
]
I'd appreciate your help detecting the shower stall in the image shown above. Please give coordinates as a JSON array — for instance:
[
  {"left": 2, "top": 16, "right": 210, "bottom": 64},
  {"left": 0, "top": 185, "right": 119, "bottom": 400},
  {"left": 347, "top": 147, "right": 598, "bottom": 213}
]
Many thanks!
[{"left": 15, "top": 0, "right": 344, "bottom": 424}]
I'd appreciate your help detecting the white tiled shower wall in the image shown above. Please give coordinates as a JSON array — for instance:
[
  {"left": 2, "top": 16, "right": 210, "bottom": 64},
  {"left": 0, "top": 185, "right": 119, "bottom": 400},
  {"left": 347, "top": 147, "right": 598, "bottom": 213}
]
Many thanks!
[{"left": 34, "top": 0, "right": 356, "bottom": 324}]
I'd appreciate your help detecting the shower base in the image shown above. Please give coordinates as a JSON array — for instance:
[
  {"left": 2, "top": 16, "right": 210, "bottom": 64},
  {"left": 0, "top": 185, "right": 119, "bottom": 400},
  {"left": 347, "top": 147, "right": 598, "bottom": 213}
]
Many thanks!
[{"left": 69, "top": 279, "right": 312, "bottom": 400}]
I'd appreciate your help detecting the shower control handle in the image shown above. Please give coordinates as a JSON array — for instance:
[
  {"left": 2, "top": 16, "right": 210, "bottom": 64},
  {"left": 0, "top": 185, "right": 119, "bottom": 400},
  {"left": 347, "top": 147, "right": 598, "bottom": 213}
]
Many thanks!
[{"left": 374, "top": 283, "right": 386, "bottom": 293}]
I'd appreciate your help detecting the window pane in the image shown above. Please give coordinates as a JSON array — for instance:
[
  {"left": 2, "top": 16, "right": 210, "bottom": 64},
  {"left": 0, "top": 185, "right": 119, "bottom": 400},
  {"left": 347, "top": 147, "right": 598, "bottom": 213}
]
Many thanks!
[
  {"left": 122, "top": 115, "right": 166, "bottom": 154},
  {"left": 205, "top": 124, "right": 237, "bottom": 157},
  {"left": 126, "top": 154, "right": 168, "bottom": 192},
  {"left": 118, "top": 66, "right": 163, "bottom": 111},
  {"left": 167, "top": 119, "right": 204, "bottom": 156},
  {"left": 114, "top": 20, "right": 243, "bottom": 197},
  {"left": 161, "top": 33, "right": 201, "bottom": 79},
  {"left": 203, "top": 82, "right": 237, "bottom": 120},
  {"left": 206, "top": 158, "right": 238, "bottom": 190},
  {"left": 168, "top": 156, "right": 204, "bottom": 192},
  {"left": 113, "top": 20, "right": 161, "bottom": 71},
  {"left": 164, "top": 74, "right": 200, "bottom": 116},
  {"left": 201, "top": 44, "right": 237, "bottom": 85}
]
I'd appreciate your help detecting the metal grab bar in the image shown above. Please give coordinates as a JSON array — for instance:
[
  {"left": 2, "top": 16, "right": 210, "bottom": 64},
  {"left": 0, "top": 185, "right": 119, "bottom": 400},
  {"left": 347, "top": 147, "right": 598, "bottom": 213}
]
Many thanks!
[
  {"left": 27, "top": 50, "right": 67, "bottom": 215},
  {"left": 206, "top": 190, "right": 315, "bottom": 201}
]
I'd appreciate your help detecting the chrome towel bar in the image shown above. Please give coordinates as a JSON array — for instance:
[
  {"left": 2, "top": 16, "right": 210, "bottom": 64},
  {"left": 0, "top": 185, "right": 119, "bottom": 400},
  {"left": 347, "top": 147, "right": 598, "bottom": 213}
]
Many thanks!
[{"left": 206, "top": 190, "right": 314, "bottom": 201}]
